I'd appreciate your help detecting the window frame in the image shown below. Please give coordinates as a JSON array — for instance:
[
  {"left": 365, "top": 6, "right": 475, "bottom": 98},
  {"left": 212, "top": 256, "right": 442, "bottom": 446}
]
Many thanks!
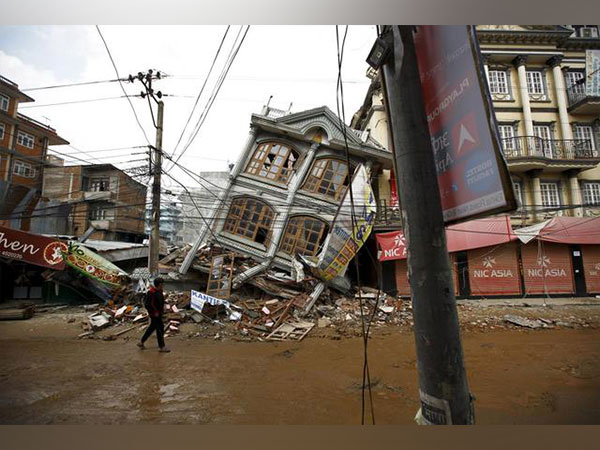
[
  {"left": 13, "top": 160, "right": 36, "bottom": 178},
  {"left": 223, "top": 197, "right": 275, "bottom": 246},
  {"left": 89, "top": 176, "right": 110, "bottom": 192},
  {"left": 525, "top": 70, "right": 547, "bottom": 99},
  {"left": 582, "top": 182, "right": 600, "bottom": 206},
  {"left": 301, "top": 157, "right": 350, "bottom": 201},
  {"left": 0, "top": 93, "right": 9, "bottom": 112},
  {"left": 89, "top": 205, "right": 108, "bottom": 221},
  {"left": 280, "top": 215, "right": 328, "bottom": 257},
  {"left": 488, "top": 70, "right": 509, "bottom": 95},
  {"left": 245, "top": 141, "right": 298, "bottom": 184},
  {"left": 566, "top": 71, "right": 585, "bottom": 94},
  {"left": 513, "top": 181, "right": 523, "bottom": 209},
  {"left": 573, "top": 124, "right": 596, "bottom": 151},
  {"left": 498, "top": 124, "right": 516, "bottom": 152},
  {"left": 540, "top": 182, "right": 561, "bottom": 208},
  {"left": 16, "top": 130, "right": 35, "bottom": 149},
  {"left": 533, "top": 124, "right": 555, "bottom": 158},
  {"left": 0, "top": 122, "right": 4, "bottom": 140}
]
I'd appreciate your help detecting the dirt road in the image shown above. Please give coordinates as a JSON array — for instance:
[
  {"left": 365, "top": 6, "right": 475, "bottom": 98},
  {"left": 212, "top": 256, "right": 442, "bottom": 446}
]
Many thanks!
[{"left": 1, "top": 305, "right": 599, "bottom": 424}]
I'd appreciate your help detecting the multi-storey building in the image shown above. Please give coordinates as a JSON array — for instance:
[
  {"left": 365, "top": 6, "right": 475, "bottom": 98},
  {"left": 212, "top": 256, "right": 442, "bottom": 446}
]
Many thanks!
[
  {"left": 353, "top": 25, "right": 600, "bottom": 227},
  {"left": 0, "top": 75, "right": 69, "bottom": 230},
  {"left": 180, "top": 104, "right": 392, "bottom": 282},
  {"left": 41, "top": 162, "right": 148, "bottom": 242}
]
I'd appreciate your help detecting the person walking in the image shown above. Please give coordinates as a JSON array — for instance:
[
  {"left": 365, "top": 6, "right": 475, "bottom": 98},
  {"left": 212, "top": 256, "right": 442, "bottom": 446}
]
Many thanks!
[{"left": 137, "top": 277, "right": 170, "bottom": 352}]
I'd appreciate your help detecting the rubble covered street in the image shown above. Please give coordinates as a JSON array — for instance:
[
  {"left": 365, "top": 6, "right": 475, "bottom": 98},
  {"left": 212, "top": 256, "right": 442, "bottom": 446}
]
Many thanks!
[{"left": 1, "top": 299, "right": 599, "bottom": 424}]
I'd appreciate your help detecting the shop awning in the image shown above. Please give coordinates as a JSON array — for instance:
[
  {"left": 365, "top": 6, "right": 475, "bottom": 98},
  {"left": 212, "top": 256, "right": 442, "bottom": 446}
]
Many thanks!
[
  {"left": 514, "top": 217, "right": 600, "bottom": 245},
  {"left": 376, "top": 216, "right": 516, "bottom": 261}
]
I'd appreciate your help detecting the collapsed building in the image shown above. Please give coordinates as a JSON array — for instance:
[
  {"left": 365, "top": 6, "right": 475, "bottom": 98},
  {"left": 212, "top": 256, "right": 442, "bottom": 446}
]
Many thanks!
[{"left": 178, "top": 105, "right": 393, "bottom": 289}]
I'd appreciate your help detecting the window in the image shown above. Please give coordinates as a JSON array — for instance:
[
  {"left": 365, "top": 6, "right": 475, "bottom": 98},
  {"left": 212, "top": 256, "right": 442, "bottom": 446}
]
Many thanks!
[
  {"left": 498, "top": 124, "right": 516, "bottom": 152},
  {"left": 17, "top": 131, "right": 35, "bottom": 149},
  {"left": 13, "top": 160, "right": 36, "bottom": 178},
  {"left": 0, "top": 123, "right": 4, "bottom": 140},
  {"left": 533, "top": 125, "right": 554, "bottom": 158},
  {"left": 573, "top": 125, "right": 596, "bottom": 151},
  {"left": 89, "top": 176, "right": 110, "bottom": 192},
  {"left": 540, "top": 182, "right": 561, "bottom": 208},
  {"left": 513, "top": 182, "right": 523, "bottom": 208},
  {"left": 223, "top": 197, "right": 275, "bottom": 245},
  {"left": 488, "top": 70, "right": 509, "bottom": 95},
  {"left": 0, "top": 93, "right": 9, "bottom": 112},
  {"left": 526, "top": 71, "right": 545, "bottom": 96},
  {"left": 302, "top": 158, "right": 349, "bottom": 200},
  {"left": 580, "top": 26, "right": 599, "bottom": 38},
  {"left": 280, "top": 216, "right": 328, "bottom": 257},
  {"left": 90, "top": 205, "right": 108, "bottom": 221},
  {"left": 583, "top": 183, "right": 600, "bottom": 206},
  {"left": 245, "top": 142, "right": 297, "bottom": 183},
  {"left": 566, "top": 71, "right": 585, "bottom": 94}
]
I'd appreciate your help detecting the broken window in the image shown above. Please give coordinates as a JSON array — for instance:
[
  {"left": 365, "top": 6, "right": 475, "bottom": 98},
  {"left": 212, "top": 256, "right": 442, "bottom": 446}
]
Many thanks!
[
  {"left": 224, "top": 197, "right": 275, "bottom": 245},
  {"left": 301, "top": 158, "right": 349, "bottom": 200},
  {"left": 245, "top": 142, "right": 298, "bottom": 183},
  {"left": 280, "top": 216, "right": 328, "bottom": 257}
]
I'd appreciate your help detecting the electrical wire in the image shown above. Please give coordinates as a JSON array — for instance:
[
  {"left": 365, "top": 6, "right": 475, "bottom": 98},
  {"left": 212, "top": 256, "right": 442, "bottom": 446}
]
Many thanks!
[
  {"left": 21, "top": 78, "right": 129, "bottom": 92},
  {"left": 18, "top": 95, "right": 139, "bottom": 109},
  {"left": 95, "top": 25, "right": 151, "bottom": 145}
]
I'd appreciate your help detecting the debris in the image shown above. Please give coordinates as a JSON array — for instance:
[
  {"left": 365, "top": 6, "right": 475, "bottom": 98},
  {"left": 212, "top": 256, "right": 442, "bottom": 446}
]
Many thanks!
[
  {"left": 89, "top": 312, "right": 111, "bottom": 330},
  {"left": 378, "top": 305, "right": 395, "bottom": 314},
  {"left": 503, "top": 315, "right": 543, "bottom": 329},
  {"left": 0, "top": 306, "right": 35, "bottom": 320},
  {"left": 267, "top": 321, "right": 315, "bottom": 341},
  {"left": 318, "top": 317, "right": 332, "bottom": 328},
  {"left": 77, "top": 331, "right": 95, "bottom": 339},
  {"left": 112, "top": 325, "right": 137, "bottom": 337}
]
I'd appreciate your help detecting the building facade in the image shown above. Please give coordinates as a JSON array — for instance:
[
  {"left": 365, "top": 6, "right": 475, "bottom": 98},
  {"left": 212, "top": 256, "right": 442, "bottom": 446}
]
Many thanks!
[
  {"left": 41, "top": 162, "right": 148, "bottom": 242},
  {"left": 181, "top": 105, "right": 393, "bottom": 283},
  {"left": 0, "top": 75, "right": 69, "bottom": 231}
]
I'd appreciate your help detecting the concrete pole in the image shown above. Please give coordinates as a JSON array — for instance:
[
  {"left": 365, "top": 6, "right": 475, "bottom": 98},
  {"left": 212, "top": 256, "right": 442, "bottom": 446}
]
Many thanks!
[
  {"left": 381, "top": 26, "right": 473, "bottom": 424},
  {"left": 148, "top": 100, "right": 164, "bottom": 277}
]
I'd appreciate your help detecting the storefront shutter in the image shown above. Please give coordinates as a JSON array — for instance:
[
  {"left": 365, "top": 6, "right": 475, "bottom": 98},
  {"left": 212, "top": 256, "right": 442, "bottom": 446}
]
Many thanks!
[
  {"left": 582, "top": 245, "right": 600, "bottom": 294},
  {"left": 521, "top": 242, "right": 574, "bottom": 295},
  {"left": 468, "top": 242, "right": 522, "bottom": 296}
]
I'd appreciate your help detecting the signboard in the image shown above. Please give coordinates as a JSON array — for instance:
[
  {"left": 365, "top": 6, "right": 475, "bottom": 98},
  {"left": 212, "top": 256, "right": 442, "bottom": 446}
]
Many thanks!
[
  {"left": 303, "top": 164, "right": 376, "bottom": 281},
  {"left": 62, "top": 241, "right": 128, "bottom": 287},
  {"left": 0, "top": 225, "right": 66, "bottom": 270},
  {"left": 191, "top": 290, "right": 241, "bottom": 320},
  {"left": 586, "top": 50, "right": 600, "bottom": 97},
  {"left": 376, "top": 230, "right": 407, "bottom": 261},
  {"left": 413, "top": 26, "right": 516, "bottom": 223}
]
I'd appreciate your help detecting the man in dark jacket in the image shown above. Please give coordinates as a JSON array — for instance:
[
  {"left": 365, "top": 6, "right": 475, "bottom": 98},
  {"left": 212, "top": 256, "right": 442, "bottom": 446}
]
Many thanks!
[{"left": 137, "top": 277, "right": 170, "bottom": 352}]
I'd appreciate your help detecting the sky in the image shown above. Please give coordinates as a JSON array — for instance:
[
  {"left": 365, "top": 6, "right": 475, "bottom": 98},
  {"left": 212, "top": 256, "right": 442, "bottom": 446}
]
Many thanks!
[{"left": 0, "top": 25, "right": 377, "bottom": 191}]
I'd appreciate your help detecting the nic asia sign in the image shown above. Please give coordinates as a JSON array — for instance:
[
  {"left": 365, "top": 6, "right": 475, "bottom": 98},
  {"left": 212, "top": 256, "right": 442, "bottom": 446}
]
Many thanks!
[{"left": 413, "top": 26, "right": 516, "bottom": 223}]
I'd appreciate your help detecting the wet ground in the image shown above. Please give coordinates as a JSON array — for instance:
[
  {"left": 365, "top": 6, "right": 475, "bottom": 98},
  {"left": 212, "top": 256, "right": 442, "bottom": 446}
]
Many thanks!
[{"left": 0, "top": 304, "right": 599, "bottom": 424}]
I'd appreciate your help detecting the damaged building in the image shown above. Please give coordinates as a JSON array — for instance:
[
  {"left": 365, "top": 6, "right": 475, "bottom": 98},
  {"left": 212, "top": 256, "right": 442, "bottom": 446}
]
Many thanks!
[{"left": 179, "top": 104, "right": 393, "bottom": 289}]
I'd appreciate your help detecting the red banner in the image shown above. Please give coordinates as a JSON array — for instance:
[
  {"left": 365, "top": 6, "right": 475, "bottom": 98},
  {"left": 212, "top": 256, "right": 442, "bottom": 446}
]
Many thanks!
[
  {"left": 376, "top": 230, "right": 407, "bottom": 261},
  {"left": 0, "top": 225, "right": 66, "bottom": 270}
]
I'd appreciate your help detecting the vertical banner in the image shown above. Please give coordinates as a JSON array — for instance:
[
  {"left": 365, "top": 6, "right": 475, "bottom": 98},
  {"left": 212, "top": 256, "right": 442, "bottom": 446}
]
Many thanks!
[
  {"left": 413, "top": 26, "right": 516, "bottom": 223},
  {"left": 303, "top": 164, "right": 376, "bottom": 281},
  {"left": 586, "top": 50, "right": 600, "bottom": 97}
]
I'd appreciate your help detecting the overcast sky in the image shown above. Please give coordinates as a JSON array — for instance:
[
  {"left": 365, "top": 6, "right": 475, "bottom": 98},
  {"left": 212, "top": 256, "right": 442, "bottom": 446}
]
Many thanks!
[{"left": 0, "top": 25, "right": 377, "bottom": 191}]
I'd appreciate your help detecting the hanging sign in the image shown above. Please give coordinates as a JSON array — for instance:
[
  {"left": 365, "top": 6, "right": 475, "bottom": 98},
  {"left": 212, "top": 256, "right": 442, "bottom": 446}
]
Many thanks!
[
  {"left": 413, "top": 25, "right": 516, "bottom": 223},
  {"left": 0, "top": 225, "right": 66, "bottom": 270}
]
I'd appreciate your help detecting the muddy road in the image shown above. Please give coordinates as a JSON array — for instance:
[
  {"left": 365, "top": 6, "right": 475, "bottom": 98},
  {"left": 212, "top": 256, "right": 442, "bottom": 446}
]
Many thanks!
[{"left": 1, "top": 305, "right": 599, "bottom": 424}]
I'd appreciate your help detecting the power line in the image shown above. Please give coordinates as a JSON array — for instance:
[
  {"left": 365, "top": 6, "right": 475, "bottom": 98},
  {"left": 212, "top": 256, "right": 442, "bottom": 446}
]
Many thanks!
[
  {"left": 21, "top": 78, "right": 128, "bottom": 92},
  {"left": 95, "top": 25, "right": 151, "bottom": 145},
  {"left": 19, "top": 95, "right": 139, "bottom": 109},
  {"left": 169, "top": 25, "right": 231, "bottom": 161}
]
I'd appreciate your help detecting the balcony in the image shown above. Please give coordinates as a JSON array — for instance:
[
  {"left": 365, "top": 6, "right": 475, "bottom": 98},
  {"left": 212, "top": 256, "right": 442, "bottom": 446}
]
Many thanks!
[
  {"left": 501, "top": 136, "right": 600, "bottom": 172},
  {"left": 374, "top": 199, "right": 403, "bottom": 228},
  {"left": 566, "top": 83, "right": 600, "bottom": 114}
]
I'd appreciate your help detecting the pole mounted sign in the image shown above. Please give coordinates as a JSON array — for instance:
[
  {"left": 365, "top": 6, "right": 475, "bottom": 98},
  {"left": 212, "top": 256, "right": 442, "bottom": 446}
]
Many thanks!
[{"left": 413, "top": 25, "right": 516, "bottom": 223}]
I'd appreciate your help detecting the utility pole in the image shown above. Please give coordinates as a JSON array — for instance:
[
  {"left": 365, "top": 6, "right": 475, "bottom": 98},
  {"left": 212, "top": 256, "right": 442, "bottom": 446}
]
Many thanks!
[
  {"left": 379, "top": 26, "right": 473, "bottom": 424},
  {"left": 149, "top": 101, "right": 164, "bottom": 276},
  {"left": 129, "top": 70, "right": 164, "bottom": 277}
]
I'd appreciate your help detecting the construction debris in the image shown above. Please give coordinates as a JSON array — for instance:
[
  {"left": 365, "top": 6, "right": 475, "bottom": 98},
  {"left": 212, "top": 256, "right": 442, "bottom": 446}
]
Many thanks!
[{"left": 0, "top": 306, "right": 35, "bottom": 320}]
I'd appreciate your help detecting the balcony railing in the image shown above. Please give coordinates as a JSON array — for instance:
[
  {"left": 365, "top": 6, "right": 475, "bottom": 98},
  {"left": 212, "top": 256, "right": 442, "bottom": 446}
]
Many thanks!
[
  {"left": 375, "top": 199, "right": 403, "bottom": 226},
  {"left": 501, "top": 136, "right": 596, "bottom": 160}
]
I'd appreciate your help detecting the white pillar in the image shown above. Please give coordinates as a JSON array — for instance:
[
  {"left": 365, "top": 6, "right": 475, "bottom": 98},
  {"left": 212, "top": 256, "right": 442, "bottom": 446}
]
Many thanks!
[
  {"left": 548, "top": 56, "right": 574, "bottom": 147},
  {"left": 231, "top": 125, "right": 258, "bottom": 179},
  {"left": 569, "top": 172, "right": 583, "bottom": 217},
  {"left": 513, "top": 56, "right": 534, "bottom": 141},
  {"left": 531, "top": 174, "right": 543, "bottom": 222}
]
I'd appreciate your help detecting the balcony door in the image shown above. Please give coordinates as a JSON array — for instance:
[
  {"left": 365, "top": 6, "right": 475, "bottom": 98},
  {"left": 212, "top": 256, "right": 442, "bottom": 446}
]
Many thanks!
[{"left": 533, "top": 125, "right": 554, "bottom": 158}]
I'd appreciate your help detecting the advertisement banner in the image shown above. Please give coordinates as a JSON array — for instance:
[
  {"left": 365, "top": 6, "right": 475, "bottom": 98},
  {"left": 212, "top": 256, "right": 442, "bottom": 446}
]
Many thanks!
[
  {"left": 191, "top": 290, "right": 241, "bottom": 320},
  {"left": 62, "top": 241, "right": 128, "bottom": 287},
  {"left": 304, "top": 164, "right": 376, "bottom": 281},
  {"left": 376, "top": 230, "right": 407, "bottom": 261},
  {"left": 0, "top": 225, "right": 66, "bottom": 270},
  {"left": 586, "top": 50, "right": 600, "bottom": 97},
  {"left": 413, "top": 26, "right": 516, "bottom": 223}
]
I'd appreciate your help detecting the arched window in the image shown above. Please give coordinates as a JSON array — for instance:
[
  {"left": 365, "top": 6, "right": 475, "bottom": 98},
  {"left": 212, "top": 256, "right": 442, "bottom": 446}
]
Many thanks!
[
  {"left": 245, "top": 142, "right": 298, "bottom": 183},
  {"left": 280, "top": 216, "right": 328, "bottom": 257},
  {"left": 224, "top": 197, "right": 274, "bottom": 245},
  {"left": 301, "top": 158, "right": 349, "bottom": 200}
]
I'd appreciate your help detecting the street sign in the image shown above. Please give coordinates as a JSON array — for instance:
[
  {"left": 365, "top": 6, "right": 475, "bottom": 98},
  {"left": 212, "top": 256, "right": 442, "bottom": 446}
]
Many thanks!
[
  {"left": 413, "top": 25, "right": 516, "bottom": 223},
  {"left": 0, "top": 225, "right": 66, "bottom": 270}
]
